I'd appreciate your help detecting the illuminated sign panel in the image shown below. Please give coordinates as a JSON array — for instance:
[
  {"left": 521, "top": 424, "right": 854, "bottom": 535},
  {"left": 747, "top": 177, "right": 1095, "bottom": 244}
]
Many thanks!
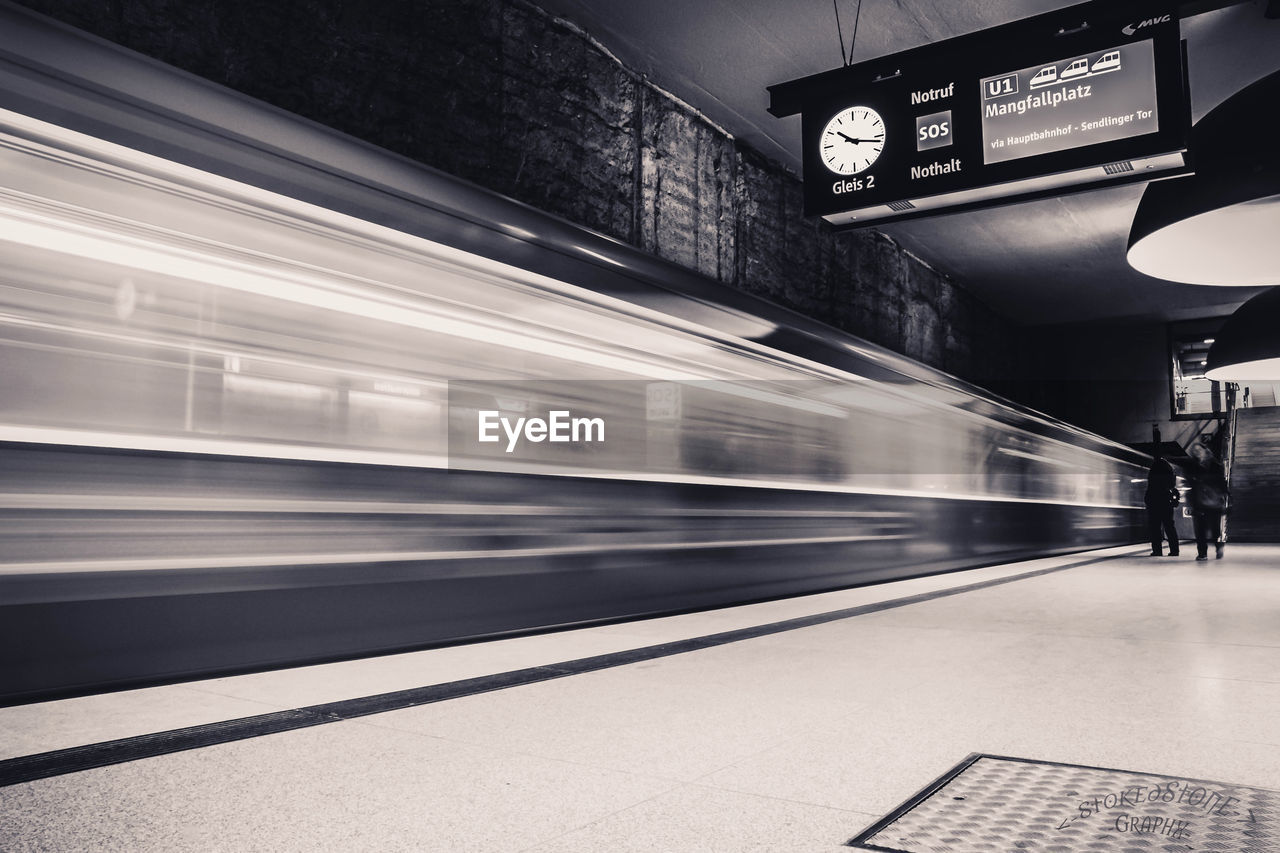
[
  {"left": 980, "top": 40, "right": 1159, "bottom": 164},
  {"left": 768, "top": 3, "right": 1190, "bottom": 227}
]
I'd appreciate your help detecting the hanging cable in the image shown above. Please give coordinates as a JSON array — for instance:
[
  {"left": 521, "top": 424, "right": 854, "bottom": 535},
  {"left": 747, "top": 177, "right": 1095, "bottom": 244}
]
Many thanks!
[
  {"left": 834, "top": 0, "right": 848, "bottom": 65},
  {"left": 849, "top": 0, "right": 863, "bottom": 65},
  {"left": 833, "top": 0, "right": 864, "bottom": 67}
]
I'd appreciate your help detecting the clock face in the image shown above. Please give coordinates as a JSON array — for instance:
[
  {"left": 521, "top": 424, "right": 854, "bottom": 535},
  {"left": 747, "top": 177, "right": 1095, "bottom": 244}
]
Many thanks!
[{"left": 819, "top": 106, "right": 886, "bottom": 175}]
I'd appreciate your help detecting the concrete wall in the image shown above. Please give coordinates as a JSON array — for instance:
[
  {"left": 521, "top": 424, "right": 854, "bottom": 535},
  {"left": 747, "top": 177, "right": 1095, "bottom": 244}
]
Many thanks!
[
  {"left": 1015, "top": 322, "right": 1220, "bottom": 450},
  {"left": 15, "top": 0, "right": 1024, "bottom": 389}
]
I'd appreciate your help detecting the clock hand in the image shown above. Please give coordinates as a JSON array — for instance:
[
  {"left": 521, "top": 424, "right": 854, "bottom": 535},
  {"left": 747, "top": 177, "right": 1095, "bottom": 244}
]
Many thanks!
[{"left": 836, "top": 131, "right": 873, "bottom": 144}]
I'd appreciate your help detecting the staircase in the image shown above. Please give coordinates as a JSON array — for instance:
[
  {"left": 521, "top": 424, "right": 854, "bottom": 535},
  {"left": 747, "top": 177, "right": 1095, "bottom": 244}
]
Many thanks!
[{"left": 1228, "top": 406, "right": 1280, "bottom": 542}]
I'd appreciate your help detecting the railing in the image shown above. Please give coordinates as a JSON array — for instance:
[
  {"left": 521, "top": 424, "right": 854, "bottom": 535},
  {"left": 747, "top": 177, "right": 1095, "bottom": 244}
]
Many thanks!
[
  {"left": 1221, "top": 386, "right": 1239, "bottom": 544},
  {"left": 1224, "top": 395, "right": 1238, "bottom": 487},
  {"left": 1167, "top": 417, "right": 1217, "bottom": 454}
]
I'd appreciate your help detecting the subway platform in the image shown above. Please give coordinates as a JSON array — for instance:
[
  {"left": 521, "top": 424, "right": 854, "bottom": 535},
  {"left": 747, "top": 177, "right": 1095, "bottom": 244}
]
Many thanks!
[{"left": 2, "top": 544, "right": 1278, "bottom": 852}]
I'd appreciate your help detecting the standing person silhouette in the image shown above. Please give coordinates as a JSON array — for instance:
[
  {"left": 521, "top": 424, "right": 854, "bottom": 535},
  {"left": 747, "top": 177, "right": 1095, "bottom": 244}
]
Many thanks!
[
  {"left": 1187, "top": 441, "right": 1230, "bottom": 561},
  {"left": 1143, "top": 456, "right": 1179, "bottom": 556}
]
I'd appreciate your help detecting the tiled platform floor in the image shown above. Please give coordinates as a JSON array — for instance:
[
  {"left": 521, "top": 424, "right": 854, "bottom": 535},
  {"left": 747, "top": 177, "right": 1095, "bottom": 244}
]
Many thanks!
[{"left": 2, "top": 544, "right": 1278, "bottom": 851}]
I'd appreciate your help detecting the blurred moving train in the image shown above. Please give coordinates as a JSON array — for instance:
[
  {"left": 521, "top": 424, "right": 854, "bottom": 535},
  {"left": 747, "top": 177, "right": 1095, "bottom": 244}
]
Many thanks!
[{"left": 0, "top": 4, "right": 1147, "bottom": 704}]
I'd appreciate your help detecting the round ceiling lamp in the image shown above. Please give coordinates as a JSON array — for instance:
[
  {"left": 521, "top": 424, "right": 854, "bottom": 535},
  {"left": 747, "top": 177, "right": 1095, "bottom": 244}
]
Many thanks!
[
  {"left": 1127, "top": 70, "right": 1280, "bottom": 285},
  {"left": 1205, "top": 286, "right": 1280, "bottom": 381}
]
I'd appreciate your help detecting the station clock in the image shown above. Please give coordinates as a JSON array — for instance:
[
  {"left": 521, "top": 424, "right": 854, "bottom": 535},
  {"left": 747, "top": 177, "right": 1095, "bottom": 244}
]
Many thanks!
[{"left": 818, "top": 106, "right": 886, "bottom": 175}]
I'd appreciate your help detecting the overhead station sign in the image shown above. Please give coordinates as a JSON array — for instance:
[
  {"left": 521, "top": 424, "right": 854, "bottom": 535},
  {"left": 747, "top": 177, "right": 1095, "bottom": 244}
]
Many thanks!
[
  {"left": 980, "top": 41, "right": 1160, "bottom": 164},
  {"left": 768, "top": 2, "right": 1190, "bottom": 226}
]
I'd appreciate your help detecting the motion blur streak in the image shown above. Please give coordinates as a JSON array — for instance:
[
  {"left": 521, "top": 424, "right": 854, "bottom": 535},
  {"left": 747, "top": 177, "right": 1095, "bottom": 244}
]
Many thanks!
[{"left": 0, "top": 82, "right": 1148, "bottom": 703}]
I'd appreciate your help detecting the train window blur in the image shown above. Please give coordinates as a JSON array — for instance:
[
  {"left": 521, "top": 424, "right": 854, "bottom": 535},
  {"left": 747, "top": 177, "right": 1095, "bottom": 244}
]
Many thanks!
[{"left": 0, "top": 110, "right": 1146, "bottom": 507}]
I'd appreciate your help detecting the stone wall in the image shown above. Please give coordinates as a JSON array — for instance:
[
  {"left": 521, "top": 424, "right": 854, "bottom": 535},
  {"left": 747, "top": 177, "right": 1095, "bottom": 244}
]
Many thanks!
[{"left": 17, "top": 0, "right": 1024, "bottom": 388}]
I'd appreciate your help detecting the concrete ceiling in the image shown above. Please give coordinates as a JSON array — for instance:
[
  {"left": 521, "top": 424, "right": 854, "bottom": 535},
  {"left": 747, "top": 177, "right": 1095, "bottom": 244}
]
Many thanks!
[{"left": 535, "top": 0, "right": 1280, "bottom": 326}]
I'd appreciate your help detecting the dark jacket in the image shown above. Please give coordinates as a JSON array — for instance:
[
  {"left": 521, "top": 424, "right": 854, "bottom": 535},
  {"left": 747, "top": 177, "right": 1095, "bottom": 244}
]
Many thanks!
[
  {"left": 1190, "top": 458, "right": 1230, "bottom": 513},
  {"left": 1143, "top": 458, "right": 1178, "bottom": 510}
]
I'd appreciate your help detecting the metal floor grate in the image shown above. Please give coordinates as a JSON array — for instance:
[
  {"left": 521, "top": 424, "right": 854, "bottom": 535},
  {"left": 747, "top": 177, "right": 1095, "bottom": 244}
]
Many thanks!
[{"left": 850, "top": 754, "right": 1280, "bottom": 852}]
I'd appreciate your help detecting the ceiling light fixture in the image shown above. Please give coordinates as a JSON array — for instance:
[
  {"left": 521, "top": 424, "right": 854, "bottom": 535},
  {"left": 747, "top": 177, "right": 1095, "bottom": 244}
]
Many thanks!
[
  {"left": 1205, "top": 286, "right": 1280, "bottom": 381},
  {"left": 1126, "top": 71, "right": 1280, "bottom": 286}
]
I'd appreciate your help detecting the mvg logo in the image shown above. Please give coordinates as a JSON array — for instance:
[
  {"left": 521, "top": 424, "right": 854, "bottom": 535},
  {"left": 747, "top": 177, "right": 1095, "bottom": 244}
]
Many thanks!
[{"left": 1122, "top": 14, "right": 1171, "bottom": 36}]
